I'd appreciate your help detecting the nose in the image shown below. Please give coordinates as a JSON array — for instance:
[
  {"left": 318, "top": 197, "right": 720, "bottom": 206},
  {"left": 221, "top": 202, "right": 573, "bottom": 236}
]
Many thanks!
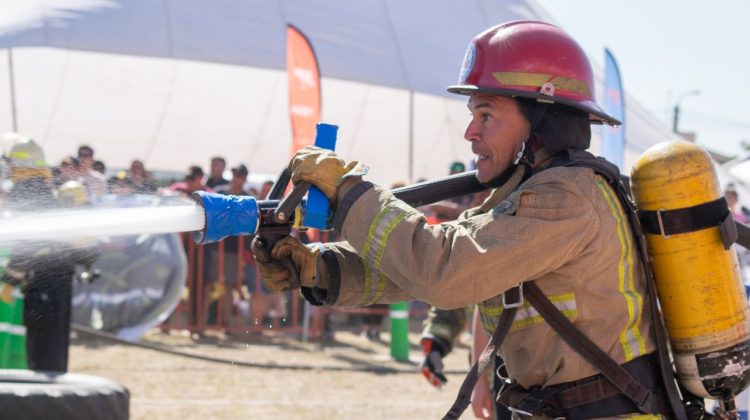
[{"left": 464, "top": 120, "right": 479, "bottom": 143}]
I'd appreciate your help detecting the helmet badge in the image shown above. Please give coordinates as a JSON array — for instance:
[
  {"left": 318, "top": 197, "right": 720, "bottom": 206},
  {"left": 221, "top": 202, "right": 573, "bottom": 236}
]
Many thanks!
[{"left": 458, "top": 43, "right": 476, "bottom": 84}]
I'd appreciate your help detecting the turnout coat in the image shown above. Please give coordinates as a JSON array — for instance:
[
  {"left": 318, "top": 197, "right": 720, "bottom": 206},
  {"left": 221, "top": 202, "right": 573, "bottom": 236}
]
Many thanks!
[{"left": 303, "top": 165, "right": 656, "bottom": 390}]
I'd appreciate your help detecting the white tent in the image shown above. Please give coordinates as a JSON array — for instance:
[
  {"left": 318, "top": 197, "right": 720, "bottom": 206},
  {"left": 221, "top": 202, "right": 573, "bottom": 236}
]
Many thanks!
[{"left": 0, "top": 0, "right": 681, "bottom": 187}]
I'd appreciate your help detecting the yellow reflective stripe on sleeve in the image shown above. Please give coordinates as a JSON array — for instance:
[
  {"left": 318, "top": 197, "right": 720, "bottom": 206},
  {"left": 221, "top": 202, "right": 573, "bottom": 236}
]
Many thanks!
[
  {"left": 479, "top": 292, "right": 577, "bottom": 331},
  {"left": 358, "top": 203, "right": 410, "bottom": 305},
  {"left": 594, "top": 177, "right": 646, "bottom": 361}
]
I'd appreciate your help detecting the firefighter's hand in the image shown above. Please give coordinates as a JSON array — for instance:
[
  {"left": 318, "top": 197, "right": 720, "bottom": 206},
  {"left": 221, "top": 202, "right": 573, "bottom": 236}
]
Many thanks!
[
  {"left": 288, "top": 146, "right": 368, "bottom": 202},
  {"left": 420, "top": 338, "right": 448, "bottom": 388},
  {"left": 253, "top": 236, "right": 326, "bottom": 291}
]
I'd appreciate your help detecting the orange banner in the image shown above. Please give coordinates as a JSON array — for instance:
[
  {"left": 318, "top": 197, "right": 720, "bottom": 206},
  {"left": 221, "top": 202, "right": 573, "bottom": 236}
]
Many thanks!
[{"left": 286, "top": 24, "right": 321, "bottom": 157}]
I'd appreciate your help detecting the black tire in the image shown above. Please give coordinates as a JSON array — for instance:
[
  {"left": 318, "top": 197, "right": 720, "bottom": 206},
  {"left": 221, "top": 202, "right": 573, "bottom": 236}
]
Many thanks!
[{"left": 0, "top": 369, "right": 129, "bottom": 420}]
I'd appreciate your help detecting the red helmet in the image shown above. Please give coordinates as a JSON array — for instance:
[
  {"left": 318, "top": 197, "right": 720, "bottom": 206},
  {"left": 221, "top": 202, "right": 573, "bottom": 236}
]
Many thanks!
[{"left": 448, "top": 21, "right": 619, "bottom": 126}]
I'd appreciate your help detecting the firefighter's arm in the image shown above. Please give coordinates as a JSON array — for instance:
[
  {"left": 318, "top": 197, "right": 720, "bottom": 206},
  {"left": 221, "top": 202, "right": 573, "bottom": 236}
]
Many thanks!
[
  {"left": 333, "top": 170, "right": 598, "bottom": 309},
  {"left": 254, "top": 235, "right": 418, "bottom": 306}
]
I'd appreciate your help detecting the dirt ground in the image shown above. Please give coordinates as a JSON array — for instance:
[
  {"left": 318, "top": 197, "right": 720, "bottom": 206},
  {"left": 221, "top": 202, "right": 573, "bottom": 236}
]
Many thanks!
[{"left": 69, "top": 322, "right": 478, "bottom": 420}]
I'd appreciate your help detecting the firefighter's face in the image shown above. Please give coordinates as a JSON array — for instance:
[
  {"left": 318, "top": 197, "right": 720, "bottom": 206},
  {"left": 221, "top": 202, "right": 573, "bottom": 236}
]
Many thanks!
[{"left": 464, "top": 95, "right": 530, "bottom": 183}]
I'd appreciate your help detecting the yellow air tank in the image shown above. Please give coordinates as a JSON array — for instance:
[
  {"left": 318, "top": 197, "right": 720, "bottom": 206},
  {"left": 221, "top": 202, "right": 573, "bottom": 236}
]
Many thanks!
[{"left": 631, "top": 140, "right": 750, "bottom": 400}]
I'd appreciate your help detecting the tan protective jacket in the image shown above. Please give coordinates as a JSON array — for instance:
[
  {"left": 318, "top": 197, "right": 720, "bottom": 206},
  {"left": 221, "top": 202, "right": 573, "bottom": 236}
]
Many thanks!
[{"left": 313, "top": 165, "right": 655, "bottom": 389}]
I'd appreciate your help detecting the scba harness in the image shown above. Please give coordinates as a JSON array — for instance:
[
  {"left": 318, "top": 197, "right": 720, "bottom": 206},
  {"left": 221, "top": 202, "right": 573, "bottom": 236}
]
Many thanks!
[{"left": 443, "top": 150, "right": 691, "bottom": 420}]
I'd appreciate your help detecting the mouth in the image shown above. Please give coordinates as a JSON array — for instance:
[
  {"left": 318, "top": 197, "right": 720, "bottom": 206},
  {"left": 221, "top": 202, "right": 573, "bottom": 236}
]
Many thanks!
[{"left": 474, "top": 154, "right": 488, "bottom": 163}]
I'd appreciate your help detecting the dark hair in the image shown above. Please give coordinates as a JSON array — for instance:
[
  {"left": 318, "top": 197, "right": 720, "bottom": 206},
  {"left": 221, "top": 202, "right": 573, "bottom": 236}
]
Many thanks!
[
  {"left": 211, "top": 156, "right": 226, "bottom": 166},
  {"left": 186, "top": 165, "right": 204, "bottom": 181},
  {"left": 61, "top": 156, "right": 80, "bottom": 168},
  {"left": 78, "top": 145, "right": 94, "bottom": 158},
  {"left": 231, "top": 164, "right": 249, "bottom": 178},
  {"left": 93, "top": 160, "right": 106, "bottom": 174}
]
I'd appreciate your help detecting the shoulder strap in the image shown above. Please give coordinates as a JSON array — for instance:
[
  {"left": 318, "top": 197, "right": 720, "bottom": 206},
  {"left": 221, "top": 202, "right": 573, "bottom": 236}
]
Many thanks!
[{"left": 442, "top": 302, "right": 517, "bottom": 420}]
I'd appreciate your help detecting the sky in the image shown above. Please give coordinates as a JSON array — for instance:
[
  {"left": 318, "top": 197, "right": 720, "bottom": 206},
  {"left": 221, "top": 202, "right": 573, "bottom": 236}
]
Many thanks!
[{"left": 536, "top": 0, "right": 750, "bottom": 158}]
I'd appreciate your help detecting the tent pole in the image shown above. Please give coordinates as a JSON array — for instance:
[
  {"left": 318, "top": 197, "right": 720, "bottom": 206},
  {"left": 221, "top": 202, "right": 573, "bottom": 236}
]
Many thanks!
[
  {"left": 408, "top": 90, "right": 414, "bottom": 182},
  {"left": 7, "top": 48, "right": 18, "bottom": 132}
]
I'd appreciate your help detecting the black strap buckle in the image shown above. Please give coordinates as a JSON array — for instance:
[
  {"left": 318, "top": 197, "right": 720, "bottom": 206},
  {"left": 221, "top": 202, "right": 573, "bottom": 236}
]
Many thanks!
[
  {"left": 502, "top": 284, "right": 524, "bottom": 309},
  {"left": 506, "top": 387, "right": 564, "bottom": 418}
]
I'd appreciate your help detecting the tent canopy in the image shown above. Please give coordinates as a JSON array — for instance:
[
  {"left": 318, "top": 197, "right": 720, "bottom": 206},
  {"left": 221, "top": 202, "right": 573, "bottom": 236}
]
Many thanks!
[{"left": 0, "top": 0, "right": 679, "bottom": 187}]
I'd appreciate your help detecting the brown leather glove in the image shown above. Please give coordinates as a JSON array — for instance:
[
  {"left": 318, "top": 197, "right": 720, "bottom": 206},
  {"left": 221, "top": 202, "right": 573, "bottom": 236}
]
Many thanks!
[
  {"left": 288, "top": 146, "right": 368, "bottom": 202},
  {"left": 253, "top": 236, "right": 328, "bottom": 292}
]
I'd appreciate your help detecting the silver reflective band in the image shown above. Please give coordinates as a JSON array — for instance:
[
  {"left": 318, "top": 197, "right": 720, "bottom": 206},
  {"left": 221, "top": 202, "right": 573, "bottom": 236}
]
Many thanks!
[
  {"left": 389, "top": 310, "right": 409, "bottom": 319},
  {"left": 0, "top": 322, "right": 26, "bottom": 335}
]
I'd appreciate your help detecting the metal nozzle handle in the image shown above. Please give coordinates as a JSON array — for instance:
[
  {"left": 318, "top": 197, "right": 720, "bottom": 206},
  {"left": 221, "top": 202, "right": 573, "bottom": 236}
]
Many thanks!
[{"left": 274, "top": 181, "right": 311, "bottom": 224}]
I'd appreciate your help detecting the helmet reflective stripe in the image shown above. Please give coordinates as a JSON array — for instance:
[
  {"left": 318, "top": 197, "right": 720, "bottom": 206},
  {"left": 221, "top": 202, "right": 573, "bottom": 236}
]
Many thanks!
[{"left": 492, "top": 72, "right": 592, "bottom": 98}]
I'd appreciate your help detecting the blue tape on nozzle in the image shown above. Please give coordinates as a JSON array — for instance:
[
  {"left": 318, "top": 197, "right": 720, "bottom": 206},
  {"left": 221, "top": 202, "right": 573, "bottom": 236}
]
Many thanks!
[
  {"left": 192, "top": 191, "right": 259, "bottom": 244},
  {"left": 304, "top": 123, "right": 338, "bottom": 229}
]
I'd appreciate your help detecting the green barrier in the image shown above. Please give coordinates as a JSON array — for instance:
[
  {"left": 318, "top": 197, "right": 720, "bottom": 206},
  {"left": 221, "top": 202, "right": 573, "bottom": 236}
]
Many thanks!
[
  {"left": 0, "top": 286, "right": 27, "bottom": 369},
  {"left": 389, "top": 302, "right": 410, "bottom": 361}
]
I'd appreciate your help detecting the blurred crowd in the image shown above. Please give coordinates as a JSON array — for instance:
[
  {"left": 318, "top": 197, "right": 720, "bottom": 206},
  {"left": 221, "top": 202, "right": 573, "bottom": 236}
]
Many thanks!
[{"left": 0, "top": 135, "right": 273, "bottom": 209}]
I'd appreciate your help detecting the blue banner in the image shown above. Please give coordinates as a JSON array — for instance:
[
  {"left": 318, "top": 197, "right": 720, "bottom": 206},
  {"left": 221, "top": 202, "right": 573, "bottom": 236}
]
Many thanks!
[{"left": 601, "top": 48, "right": 625, "bottom": 170}]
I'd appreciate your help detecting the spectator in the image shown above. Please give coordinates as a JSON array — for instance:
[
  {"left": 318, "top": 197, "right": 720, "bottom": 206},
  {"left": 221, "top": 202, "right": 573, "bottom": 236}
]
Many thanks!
[
  {"left": 54, "top": 156, "right": 81, "bottom": 188},
  {"left": 128, "top": 160, "right": 156, "bottom": 194},
  {"left": 726, "top": 183, "right": 748, "bottom": 224},
  {"left": 93, "top": 160, "right": 106, "bottom": 176},
  {"left": 449, "top": 161, "right": 466, "bottom": 175},
  {"left": 168, "top": 165, "right": 207, "bottom": 196},
  {"left": 203, "top": 164, "right": 252, "bottom": 328},
  {"left": 206, "top": 156, "right": 229, "bottom": 190},
  {"left": 259, "top": 180, "right": 274, "bottom": 199},
  {"left": 215, "top": 164, "right": 248, "bottom": 195},
  {"left": 76, "top": 145, "right": 106, "bottom": 201},
  {"left": 727, "top": 184, "right": 750, "bottom": 285},
  {"left": 108, "top": 172, "right": 135, "bottom": 195}
]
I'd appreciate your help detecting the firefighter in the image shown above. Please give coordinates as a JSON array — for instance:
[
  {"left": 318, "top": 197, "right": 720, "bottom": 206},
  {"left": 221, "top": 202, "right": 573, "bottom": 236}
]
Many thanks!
[
  {"left": 2, "top": 136, "right": 96, "bottom": 372},
  {"left": 255, "top": 21, "right": 683, "bottom": 418}
]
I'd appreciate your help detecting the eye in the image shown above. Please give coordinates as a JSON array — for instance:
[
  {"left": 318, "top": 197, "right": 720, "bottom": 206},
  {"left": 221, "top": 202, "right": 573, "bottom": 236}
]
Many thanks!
[{"left": 481, "top": 112, "right": 490, "bottom": 122}]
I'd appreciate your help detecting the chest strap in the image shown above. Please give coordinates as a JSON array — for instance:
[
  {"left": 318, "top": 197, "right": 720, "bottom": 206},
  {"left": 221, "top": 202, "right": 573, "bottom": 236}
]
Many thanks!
[{"left": 523, "top": 282, "right": 660, "bottom": 414}]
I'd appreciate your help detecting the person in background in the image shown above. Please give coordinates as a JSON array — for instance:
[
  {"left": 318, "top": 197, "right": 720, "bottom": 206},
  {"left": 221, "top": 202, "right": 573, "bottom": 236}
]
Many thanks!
[
  {"left": 2, "top": 136, "right": 97, "bottom": 371},
  {"left": 206, "top": 156, "right": 229, "bottom": 190},
  {"left": 127, "top": 160, "right": 156, "bottom": 194},
  {"left": 76, "top": 145, "right": 106, "bottom": 202},
  {"left": 726, "top": 183, "right": 748, "bottom": 224},
  {"left": 727, "top": 184, "right": 750, "bottom": 286},
  {"left": 259, "top": 180, "right": 274, "bottom": 199},
  {"left": 93, "top": 160, "right": 106, "bottom": 177},
  {"left": 214, "top": 164, "right": 248, "bottom": 195},
  {"left": 54, "top": 156, "right": 82, "bottom": 189},
  {"left": 205, "top": 164, "right": 251, "bottom": 328},
  {"left": 169, "top": 165, "right": 207, "bottom": 196}
]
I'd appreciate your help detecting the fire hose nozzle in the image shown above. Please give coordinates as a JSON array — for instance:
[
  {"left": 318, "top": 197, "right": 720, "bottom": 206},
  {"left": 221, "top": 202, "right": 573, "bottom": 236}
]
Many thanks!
[{"left": 191, "top": 191, "right": 259, "bottom": 244}]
